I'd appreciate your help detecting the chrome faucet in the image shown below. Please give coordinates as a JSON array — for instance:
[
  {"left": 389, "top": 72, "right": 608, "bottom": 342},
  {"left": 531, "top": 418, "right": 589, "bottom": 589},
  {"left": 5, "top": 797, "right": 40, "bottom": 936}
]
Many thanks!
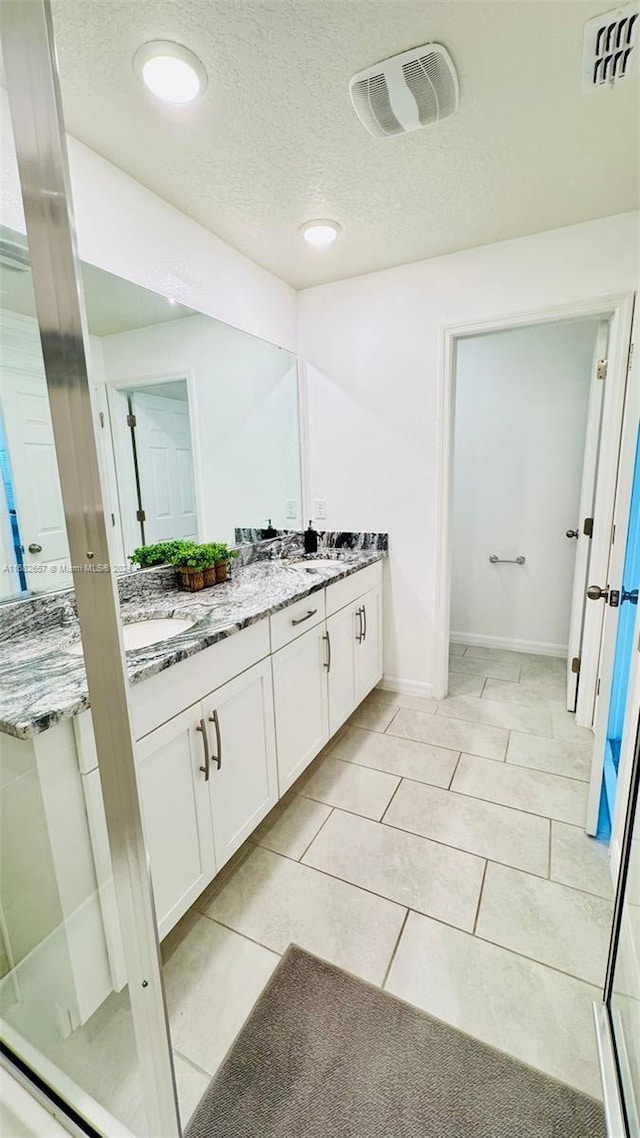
[{"left": 60, "top": 600, "right": 75, "bottom": 626}]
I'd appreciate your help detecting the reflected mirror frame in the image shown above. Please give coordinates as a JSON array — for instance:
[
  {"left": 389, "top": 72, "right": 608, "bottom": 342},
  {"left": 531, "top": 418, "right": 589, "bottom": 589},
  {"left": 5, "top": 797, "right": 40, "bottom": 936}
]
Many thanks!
[{"left": 0, "top": 2, "right": 181, "bottom": 1134}]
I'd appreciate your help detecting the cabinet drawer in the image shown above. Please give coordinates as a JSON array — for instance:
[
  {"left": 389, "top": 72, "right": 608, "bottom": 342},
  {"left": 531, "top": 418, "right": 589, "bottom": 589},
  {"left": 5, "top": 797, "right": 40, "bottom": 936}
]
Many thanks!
[
  {"left": 326, "top": 561, "right": 383, "bottom": 617},
  {"left": 131, "top": 618, "right": 270, "bottom": 740},
  {"left": 270, "top": 591, "right": 326, "bottom": 652}
]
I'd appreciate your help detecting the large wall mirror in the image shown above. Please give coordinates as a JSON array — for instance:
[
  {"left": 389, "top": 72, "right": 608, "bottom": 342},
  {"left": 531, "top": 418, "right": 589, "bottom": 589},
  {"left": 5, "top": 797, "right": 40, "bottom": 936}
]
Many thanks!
[{"left": 0, "top": 224, "right": 301, "bottom": 601}]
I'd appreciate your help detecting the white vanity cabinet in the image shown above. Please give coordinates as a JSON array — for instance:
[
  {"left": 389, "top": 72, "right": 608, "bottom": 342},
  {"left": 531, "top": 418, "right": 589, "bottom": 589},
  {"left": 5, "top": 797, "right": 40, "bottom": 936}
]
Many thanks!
[
  {"left": 203, "top": 658, "right": 277, "bottom": 871},
  {"left": 118, "top": 657, "right": 277, "bottom": 938},
  {"left": 272, "top": 564, "right": 384, "bottom": 790},
  {"left": 354, "top": 585, "right": 383, "bottom": 698},
  {"left": 326, "top": 602, "right": 359, "bottom": 734},
  {"left": 136, "top": 705, "right": 215, "bottom": 940},
  {"left": 272, "top": 623, "right": 330, "bottom": 793},
  {"left": 72, "top": 560, "right": 384, "bottom": 960}
]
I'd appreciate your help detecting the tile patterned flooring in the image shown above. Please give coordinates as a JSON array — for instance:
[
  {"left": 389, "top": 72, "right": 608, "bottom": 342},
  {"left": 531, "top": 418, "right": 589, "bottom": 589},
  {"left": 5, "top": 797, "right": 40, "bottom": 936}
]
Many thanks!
[{"left": 164, "top": 645, "right": 614, "bottom": 1125}]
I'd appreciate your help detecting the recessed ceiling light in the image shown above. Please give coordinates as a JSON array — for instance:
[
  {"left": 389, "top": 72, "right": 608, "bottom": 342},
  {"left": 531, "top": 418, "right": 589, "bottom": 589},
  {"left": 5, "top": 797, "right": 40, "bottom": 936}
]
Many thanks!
[
  {"left": 134, "top": 41, "right": 207, "bottom": 105},
  {"left": 300, "top": 220, "right": 341, "bottom": 248}
]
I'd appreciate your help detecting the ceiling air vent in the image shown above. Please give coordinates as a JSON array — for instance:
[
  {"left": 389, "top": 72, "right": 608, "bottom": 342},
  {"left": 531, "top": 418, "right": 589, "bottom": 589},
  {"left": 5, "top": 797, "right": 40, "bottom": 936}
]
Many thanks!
[
  {"left": 581, "top": 2, "right": 639, "bottom": 91},
  {"left": 349, "top": 43, "right": 459, "bottom": 137}
]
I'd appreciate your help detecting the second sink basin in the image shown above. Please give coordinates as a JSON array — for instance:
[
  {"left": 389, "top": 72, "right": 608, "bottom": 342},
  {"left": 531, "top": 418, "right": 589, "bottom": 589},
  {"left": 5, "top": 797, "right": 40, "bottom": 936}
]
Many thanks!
[
  {"left": 287, "top": 559, "right": 342, "bottom": 569},
  {"left": 67, "top": 616, "right": 195, "bottom": 656}
]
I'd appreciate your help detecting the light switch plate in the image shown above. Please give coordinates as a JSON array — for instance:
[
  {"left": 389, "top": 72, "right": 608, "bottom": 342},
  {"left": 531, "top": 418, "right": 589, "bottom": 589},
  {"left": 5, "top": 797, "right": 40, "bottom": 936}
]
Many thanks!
[
  {"left": 315, "top": 498, "right": 327, "bottom": 519},
  {"left": 285, "top": 500, "right": 297, "bottom": 520}
]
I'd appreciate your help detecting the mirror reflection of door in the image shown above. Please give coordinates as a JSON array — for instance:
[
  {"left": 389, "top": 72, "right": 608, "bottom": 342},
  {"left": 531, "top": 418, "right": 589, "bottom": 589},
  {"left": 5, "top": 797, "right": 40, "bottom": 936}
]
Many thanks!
[
  {"left": 127, "top": 382, "right": 198, "bottom": 547},
  {"left": 0, "top": 311, "right": 72, "bottom": 595}
]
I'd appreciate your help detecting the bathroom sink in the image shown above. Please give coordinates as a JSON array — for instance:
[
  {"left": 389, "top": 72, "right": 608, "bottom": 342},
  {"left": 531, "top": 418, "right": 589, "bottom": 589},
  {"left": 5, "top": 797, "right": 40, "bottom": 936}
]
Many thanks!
[
  {"left": 287, "top": 559, "right": 343, "bottom": 569},
  {"left": 67, "top": 617, "right": 195, "bottom": 656}
]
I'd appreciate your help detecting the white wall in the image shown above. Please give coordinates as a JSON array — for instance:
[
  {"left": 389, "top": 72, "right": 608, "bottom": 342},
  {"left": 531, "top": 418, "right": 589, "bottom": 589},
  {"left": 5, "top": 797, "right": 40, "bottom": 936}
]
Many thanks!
[
  {"left": 451, "top": 320, "right": 599, "bottom": 655},
  {"left": 0, "top": 89, "right": 296, "bottom": 353},
  {"left": 100, "top": 316, "right": 300, "bottom": 548},
  {"left": 298, "top": 211, "right": 639, "bottom": 693}
]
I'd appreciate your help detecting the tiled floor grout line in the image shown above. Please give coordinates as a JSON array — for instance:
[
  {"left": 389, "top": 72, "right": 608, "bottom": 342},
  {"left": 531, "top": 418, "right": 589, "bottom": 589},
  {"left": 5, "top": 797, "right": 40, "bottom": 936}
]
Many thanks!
[
  {"left": 471, "top": 861, "right": 489, "bottom": 935},
  {"left": 447, "top": 752, "right": 462, "bottom": 789},
  {"left": 198, "top": 910, "right": 285, "bottom": 957},
  {"left": 173, "top": 1045, "right": 214, "bottom": 1082},
  {"left": 295, "top": 796, "right": 549, "bottom": 879},
  {"left": 378, "top": 777, "right": 404, "bottom": 824},
  {"left": 252, "top": 797, "right": 610, "bottom": 907},
  {"left": 381, "top": 908, "right": 410, "bottom": 988},
  {"left": 297, "top": 805, "right": 335, "bottom": 862}
]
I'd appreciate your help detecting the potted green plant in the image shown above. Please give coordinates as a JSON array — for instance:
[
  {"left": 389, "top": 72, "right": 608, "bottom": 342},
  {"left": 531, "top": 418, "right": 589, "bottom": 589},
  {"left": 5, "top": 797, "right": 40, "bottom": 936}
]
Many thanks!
[
  {"left": 211, "top": 542, "right": 239, "bottom": 583},
  {"left": 129, "top": 539, "right": 191, "bottom": 569},
  {"left": 170, "top": 542, "right": 218, "bottom": 592}
]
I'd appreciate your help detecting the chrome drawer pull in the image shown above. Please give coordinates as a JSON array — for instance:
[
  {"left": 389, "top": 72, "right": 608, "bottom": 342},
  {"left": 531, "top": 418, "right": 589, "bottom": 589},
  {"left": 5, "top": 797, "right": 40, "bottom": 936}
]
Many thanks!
[
  {"left": 291, "top": 608, "right": 317, "bottom": 626},
  {"left": 323, "top": 631, "right": 331, "bottom": 672},
  {"left": 208, "top": 708, "right": 222, "bottom": 770},
  {"left": 356, "top": 606, "right": 364, "bottom": 643},
  {"left": 196, "top": 718, "right": 210, "bottom": 781}
]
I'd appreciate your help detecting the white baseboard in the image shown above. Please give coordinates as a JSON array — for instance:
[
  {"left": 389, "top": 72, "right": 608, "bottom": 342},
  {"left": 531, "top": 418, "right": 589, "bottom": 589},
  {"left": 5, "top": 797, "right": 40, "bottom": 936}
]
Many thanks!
[
  {"left": 450, "top": 631, "right": 567, "bottom": 659},
  {"left": 379, "top": 675, "right": 436, "bottom": 698}
]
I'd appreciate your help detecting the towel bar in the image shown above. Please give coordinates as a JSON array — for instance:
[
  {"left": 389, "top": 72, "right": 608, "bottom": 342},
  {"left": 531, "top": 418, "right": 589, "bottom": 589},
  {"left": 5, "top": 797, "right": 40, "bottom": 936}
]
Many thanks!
[{"left": 489, "top": 555, "right": 526, "bottom": 565}]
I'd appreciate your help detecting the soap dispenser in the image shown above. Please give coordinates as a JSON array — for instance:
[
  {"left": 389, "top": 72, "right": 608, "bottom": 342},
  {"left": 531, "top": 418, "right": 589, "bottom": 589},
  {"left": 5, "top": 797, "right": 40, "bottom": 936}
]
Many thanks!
[{"left": 304, "top": 521, "right": 318, "bottom": 555}]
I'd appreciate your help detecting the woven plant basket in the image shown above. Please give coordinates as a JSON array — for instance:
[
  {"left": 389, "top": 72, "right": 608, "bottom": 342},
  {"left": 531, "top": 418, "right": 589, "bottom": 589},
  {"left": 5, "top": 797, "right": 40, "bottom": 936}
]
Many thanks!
[{"left": 178, "top": 567, "right": 205, "bottom": 592}]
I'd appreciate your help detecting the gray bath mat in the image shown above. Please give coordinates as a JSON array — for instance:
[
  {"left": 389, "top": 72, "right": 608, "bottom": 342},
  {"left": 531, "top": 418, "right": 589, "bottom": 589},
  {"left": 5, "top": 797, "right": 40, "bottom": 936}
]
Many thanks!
[{"left": 186, "top": 945, "right": 605, "bottom": 1138}]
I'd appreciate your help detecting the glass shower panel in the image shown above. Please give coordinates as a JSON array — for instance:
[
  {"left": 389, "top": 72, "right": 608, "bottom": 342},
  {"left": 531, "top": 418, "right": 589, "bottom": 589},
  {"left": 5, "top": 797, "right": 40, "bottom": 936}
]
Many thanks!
[
  {"left": 0, "top": 214, "right": 154, "bottom": 1136},
  {"left": 609, "top": 737, "right": 640, "bottom": 1133},
  {"left": 0, "top": 10, "right": 179, "bottom": 1126}
]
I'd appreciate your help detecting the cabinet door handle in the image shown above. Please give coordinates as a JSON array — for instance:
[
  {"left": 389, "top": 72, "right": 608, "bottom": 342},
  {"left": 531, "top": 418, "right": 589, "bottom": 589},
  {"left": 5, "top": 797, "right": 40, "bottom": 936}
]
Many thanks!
[
  {"left": 356, "top": 606, "right": 363, "bottom": 643},
  {"left": 323, "top": 630, "right": 331, "bottom": 672},
  {"left": 196, "top": 718, "right": 210, "bottom": 781},
  {"left": 362, "top": 603, "right": 367, "bottom": 642},
  {"left": 291, "top": 608, "right": 317, "bottom": 626},
  {"left": 208, "top": 708, "right": 222, "bottom": 770}
]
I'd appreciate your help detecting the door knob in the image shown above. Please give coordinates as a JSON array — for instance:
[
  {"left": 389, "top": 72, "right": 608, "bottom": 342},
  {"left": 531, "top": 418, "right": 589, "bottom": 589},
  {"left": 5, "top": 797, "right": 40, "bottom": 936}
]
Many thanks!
[
  {"left": 565, "top": 529, "right": 579, "bottom": 539},
  {"left": 622, "top": 588, "right": 639, "bottom": 606},
  {"left": 587, "top": 585, "right": 609, "bottom": 601},
  {"left": 28, "top": 543, "right": 43, "bottom": 554}
]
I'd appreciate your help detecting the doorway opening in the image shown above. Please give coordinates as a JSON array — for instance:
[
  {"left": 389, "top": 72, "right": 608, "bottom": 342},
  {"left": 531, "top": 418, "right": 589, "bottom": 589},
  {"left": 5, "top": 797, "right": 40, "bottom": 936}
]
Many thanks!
[
  {"left": 448, "top": 315, "right": 606, "bottom": 713},
  {"left": 106, "top": 376, "right": 199, "bottom": 556}
]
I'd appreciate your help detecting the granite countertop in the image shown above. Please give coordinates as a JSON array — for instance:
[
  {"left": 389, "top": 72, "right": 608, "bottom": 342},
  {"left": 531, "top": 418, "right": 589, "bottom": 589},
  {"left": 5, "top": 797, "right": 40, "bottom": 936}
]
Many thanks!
[{"left": 1, "top": 551, "right": 385, "bottom": 740}]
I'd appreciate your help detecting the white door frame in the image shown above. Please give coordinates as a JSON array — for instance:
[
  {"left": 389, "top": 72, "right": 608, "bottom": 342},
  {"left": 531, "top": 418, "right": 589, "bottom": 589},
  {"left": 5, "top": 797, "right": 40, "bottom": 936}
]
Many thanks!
[
  {"left": 565, "top": 320, "right": 608, "bottom": 712},
  {"left": 587, "top": 301, "right": 638, "bottom": 838},
  {"left": 434, "top": 292, "right": 636, "bottom": 702},
  {"left": 103, "top": 370, "right": 204, "bottom": 560}
]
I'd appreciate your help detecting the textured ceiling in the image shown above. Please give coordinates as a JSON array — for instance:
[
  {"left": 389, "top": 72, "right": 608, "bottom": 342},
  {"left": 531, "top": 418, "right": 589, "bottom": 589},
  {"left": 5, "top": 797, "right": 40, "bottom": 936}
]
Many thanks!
[{"left": 49, "top": 0, "right": 640, "bottom": 289}]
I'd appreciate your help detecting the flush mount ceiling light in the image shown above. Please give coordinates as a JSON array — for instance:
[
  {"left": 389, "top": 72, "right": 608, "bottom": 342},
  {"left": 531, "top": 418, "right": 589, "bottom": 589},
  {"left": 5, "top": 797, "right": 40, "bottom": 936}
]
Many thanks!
[
  {"left": 300, "top": 220, "right": 342, "bottom": 248},
  {"left": 134, "top": 41, "right": 207, "bottom": 104}
]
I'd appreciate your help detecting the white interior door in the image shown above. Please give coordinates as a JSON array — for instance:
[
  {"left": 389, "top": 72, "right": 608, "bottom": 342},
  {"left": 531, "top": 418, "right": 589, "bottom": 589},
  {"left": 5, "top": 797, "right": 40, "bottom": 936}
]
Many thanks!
[
  {"left": 0, "top": 313, "right": 71, "bottom": 591},
  {"left": 566, "top": 321, "right": 609, "bottom": 710},
  {"left": 576, "top": 299, "right": 636, "bottom": 729},
  {"left": 586, "top": 304, "right": 639, "bottom": 835},
  {"left": 131, "top": 389, "right": 197, "bottom": 545}
]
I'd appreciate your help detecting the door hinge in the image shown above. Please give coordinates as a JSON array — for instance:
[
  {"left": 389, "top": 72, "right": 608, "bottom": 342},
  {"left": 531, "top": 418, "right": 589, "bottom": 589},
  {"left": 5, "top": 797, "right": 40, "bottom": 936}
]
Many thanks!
[
  {"left": 110, "top": 512, "right": 116, "bottom": 527},
  {"left": 597, "top": 677, "right": 601, "bottom": 696},
  {"left": 136, "top": 508, "right": 146, "bottom": 523},
  {"left": 99, "top": 410, "right": 105, "bottom": 428},
  {"left": 596, "top": 359, "right": 607, "bottom": 380},
  {"left": 571, "top": 656, "right": 581, "bottom": 674},
  {"left": 127, "top": 413, "right": 137, "bottom": 429},
  {"left": 583, "top": 517, "right": 594, "bottom": 538}
]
